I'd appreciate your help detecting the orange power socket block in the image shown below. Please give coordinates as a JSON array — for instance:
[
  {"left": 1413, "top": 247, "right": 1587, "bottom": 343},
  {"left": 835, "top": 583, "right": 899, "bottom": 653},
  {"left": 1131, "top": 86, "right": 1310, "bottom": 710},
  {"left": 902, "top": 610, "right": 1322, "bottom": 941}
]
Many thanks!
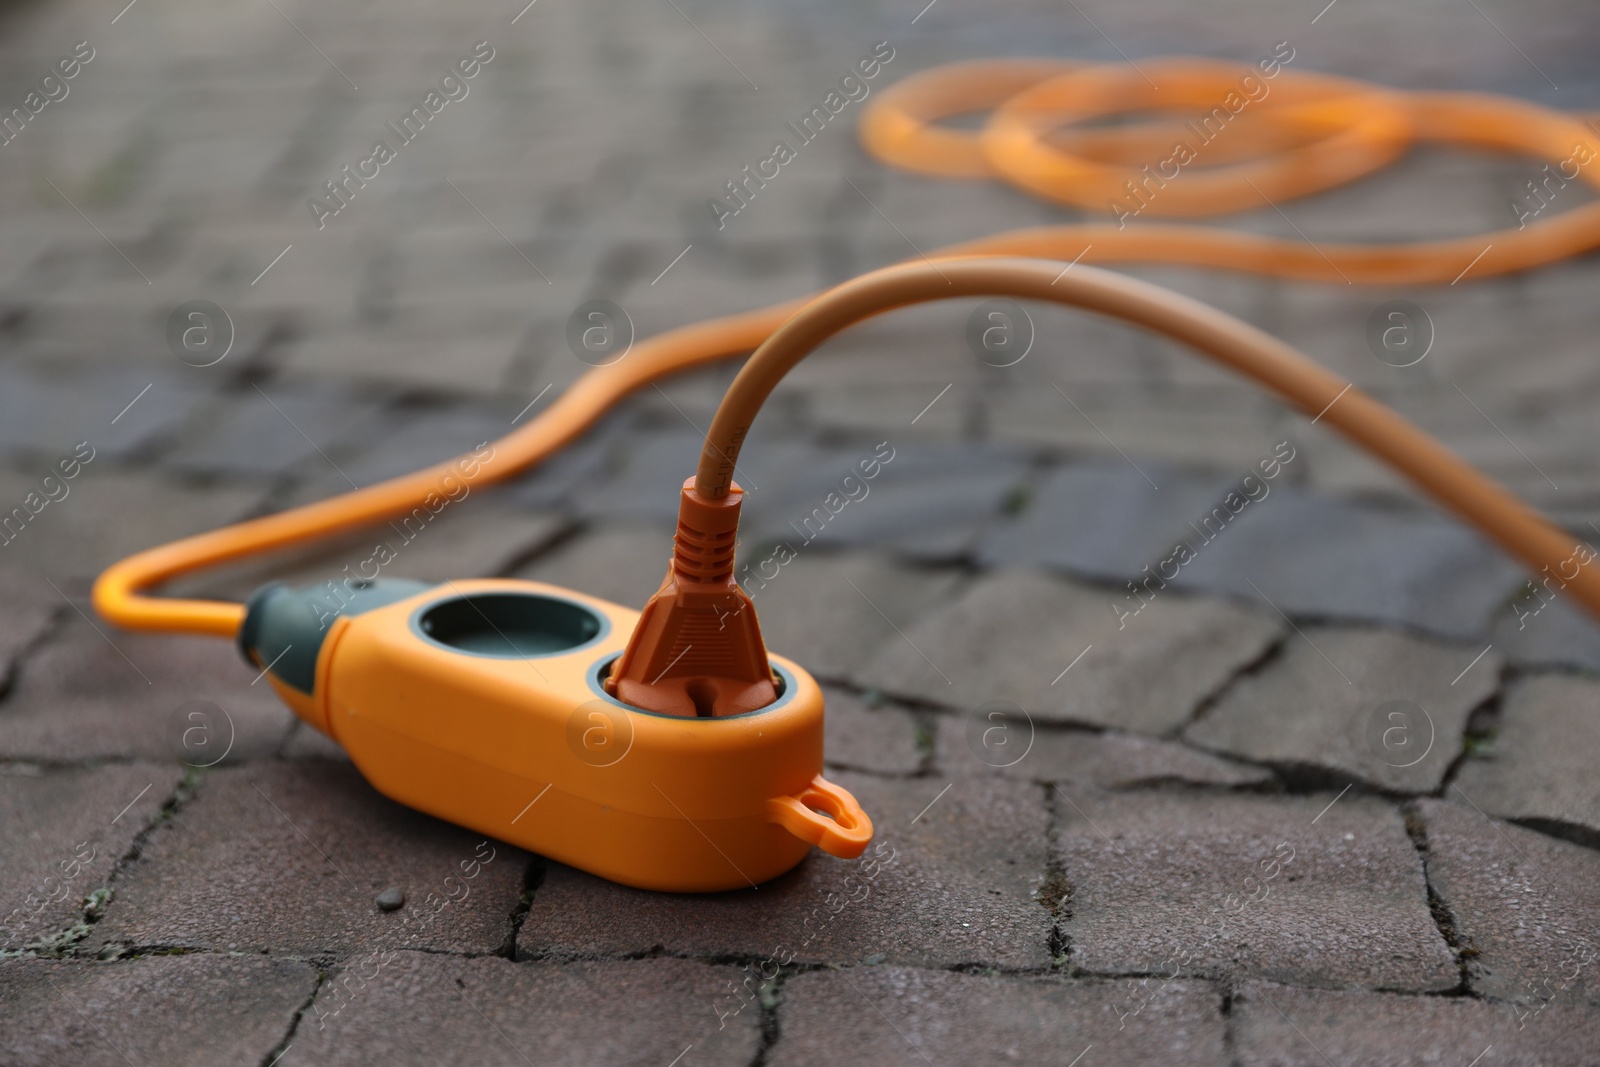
[{"left": 237, "top": 575, "right": 872, "bottom": 892}]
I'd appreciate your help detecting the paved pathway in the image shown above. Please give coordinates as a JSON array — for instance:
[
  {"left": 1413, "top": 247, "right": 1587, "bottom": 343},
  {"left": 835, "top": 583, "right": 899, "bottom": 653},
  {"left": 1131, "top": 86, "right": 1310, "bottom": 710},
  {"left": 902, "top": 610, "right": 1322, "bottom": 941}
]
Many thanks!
[{"left": 3, "top": 0, "right": 1600, "bottom": 1063}]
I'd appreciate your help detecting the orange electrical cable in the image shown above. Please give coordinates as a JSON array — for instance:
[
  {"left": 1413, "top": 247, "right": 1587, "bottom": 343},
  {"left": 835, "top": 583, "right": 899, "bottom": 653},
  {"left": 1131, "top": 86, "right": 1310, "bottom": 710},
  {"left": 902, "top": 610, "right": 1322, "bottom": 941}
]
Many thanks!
[
  {"left": 92, "top": 302, "right": 806, "bottom": 637},
  {"left": 94, "top": 59, "right": 1600, "bottom": 636},
  {"left": 988, "top": 63, "right": 1417, "bottom": 217},
  {"left": 861, "top": 57, "right": 1600, "bottom": 281},
  {"left": 694, "top": 258, "right": 1600, "bottom": 619}
]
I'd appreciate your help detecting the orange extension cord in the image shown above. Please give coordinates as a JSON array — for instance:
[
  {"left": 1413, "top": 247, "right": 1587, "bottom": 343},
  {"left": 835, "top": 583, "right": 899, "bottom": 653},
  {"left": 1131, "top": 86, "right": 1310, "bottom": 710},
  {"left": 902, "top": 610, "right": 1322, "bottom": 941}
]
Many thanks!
[{"left": 94, "top": 58, "right": 1600, "bottom": 636}]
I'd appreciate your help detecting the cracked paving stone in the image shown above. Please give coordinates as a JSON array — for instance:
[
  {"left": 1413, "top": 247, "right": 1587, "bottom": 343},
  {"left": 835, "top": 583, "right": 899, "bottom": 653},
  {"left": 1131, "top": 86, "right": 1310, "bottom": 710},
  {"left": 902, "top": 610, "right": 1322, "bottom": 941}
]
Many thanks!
[
  {"left": 85, "top": 762, "right": 529, "bottom": 956},
  {"left": 935, "top": 717, "right": 1272, "bottom": 789},
  {"left": 863, "top": 569, "right": 1282, "bottom": 734},
  {"left": 284, "top": 953, "right": 760, "bottom": 1067},
  {"left": 769, "top": 966, "right": 1227, "bottom": 1067},
  {"left": 1452, "top": 674, "right": 1600, "bottom": 844},
  {"left": 739, "top": 550, "right": 965, "bottom": 686},
  {"left": 1490, "top": 595, "right": 1600, "bottom": 674},
  {"left": 519, "top": 772, "right": 1052, "bottom": 970},
  {"left": 0, "top": 623, "right": 293, "bottom": 763},
  {"left": 1184, "top": 627, "right": 1501, "bottom": 794},
  {"left": 0, "top": 762, "right": 174, "bottom": 950},
  {"left": 0, "top": 954, "right": 317, "bottom": 1067},
  {"left": 1417, "top": 798, "right": 1600, "bottom": 1006},
  {"left": 1232, "top": 980, "right": 1600, "bottom": 1067},
  {"left": 1056, "top": 789, "right": 1457, "bottom": 992},
  {"left": 822, "top": 687, "right": 922, "bottom": 775},
  {"left": 0, "top": 572, "right": 57, "bottom": 694}
]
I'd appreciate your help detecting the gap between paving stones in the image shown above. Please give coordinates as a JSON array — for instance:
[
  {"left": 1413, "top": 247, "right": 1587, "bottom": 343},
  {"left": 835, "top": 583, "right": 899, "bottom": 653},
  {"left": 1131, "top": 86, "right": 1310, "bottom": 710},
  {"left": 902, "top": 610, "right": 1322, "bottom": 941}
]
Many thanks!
[
  {"left": 15, "top": 763, "right": 1586, "bottom": 1066},
  {"left": 1401, "top": 800, "right": 1479, "bottom": 995},
  {"left": 8, "top": 765, "right": 201, "bottom": 961}
]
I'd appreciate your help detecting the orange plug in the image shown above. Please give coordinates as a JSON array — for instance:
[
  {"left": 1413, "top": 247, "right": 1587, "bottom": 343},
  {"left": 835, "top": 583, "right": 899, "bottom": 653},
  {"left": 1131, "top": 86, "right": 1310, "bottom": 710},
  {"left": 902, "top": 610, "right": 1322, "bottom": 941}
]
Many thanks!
[{"left": 604, "top": 478, "right": 779, "bottom": 717}]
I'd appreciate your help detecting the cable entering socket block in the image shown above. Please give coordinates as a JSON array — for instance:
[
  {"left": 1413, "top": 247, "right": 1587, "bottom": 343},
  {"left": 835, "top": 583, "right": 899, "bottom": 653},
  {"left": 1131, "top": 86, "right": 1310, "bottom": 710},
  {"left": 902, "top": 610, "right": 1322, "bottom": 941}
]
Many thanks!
[{"left": 605, "top": 477, "right": 779, "bottom": 717}]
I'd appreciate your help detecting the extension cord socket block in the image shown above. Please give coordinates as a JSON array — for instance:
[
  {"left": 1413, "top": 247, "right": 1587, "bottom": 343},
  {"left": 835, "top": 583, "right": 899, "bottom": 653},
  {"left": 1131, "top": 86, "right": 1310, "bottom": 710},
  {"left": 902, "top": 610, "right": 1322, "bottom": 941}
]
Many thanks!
[{"left": 238, "top": 576, "right": 872, "bottom": 892}]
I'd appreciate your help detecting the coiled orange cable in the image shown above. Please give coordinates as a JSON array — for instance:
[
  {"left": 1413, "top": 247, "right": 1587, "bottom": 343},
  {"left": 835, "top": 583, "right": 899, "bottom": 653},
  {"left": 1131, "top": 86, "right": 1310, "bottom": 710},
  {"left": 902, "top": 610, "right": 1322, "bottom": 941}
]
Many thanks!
[{"left": 94, "top": 59, "right": 1600, "bottom": 636}]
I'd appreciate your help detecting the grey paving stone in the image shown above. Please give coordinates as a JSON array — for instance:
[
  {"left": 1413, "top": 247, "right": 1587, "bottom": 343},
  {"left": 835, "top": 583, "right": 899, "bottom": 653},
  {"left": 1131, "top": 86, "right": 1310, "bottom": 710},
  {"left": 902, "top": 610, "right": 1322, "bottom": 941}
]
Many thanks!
[
  {"left": 520, "top": 772, "right": 1053, "bottom": 970},
  {"left": 606, "top": 239, "right": 826, "bottom": 330},
  {"left": 378, "top": 228, "right": 589, "bottom": 316},
  {"left": 1184, "top": 627, "right": 1501, "bottom": 794},
  {"left": 936, "top": 717, "right": 1273, "bottom": 789},
  {"left": 1286, "top": 384, "right": 1600, "bottom": 512},
  {"left": 163, "top": 384, "right": 388, "bottom": 480},
  {"left": 513, "top": 522, "right": 676, "bottom": 610},
  {"left": 1272, "top": 146, "right": 1528, "bottom": 244},
  {"left": 1288, "top": 417, "right": 1419, "bottom": 500},
  {"left": 790, "top": 380, "right": 970, "bottom": 448},
  {"left": 1293, "top": 404, "right": 1600, "bottom": 530},
  {"left": 985, "top": 386, "right": 1291, "bottom": 471},
  {"left": 1418, "top": 798, "right": 1600, "bottom": 1006},
  {"left": 0, "top": 620, "right": 293, "bottom": 764},
  {"left": 770, "top": 967, "right": 1227, "bottom": 1067},
  {"left": 1057, "top": 789, "right": 1457, "bottom": 992},
  {"left": 87, "top": 762, "right": 530, "bottom": 956},
  {"left": 0, "top": 572, "right": 57, "bottom": 693},
  {"left": 0, "top": 954, "right": 316, "bottom": 1067},
  {"left": 572, "top": 426, "right": 1027, "bottom": 560},
  {"left": 279, "top": 720, "right": 351, "bottom": 761},
  {"left": 864, "top": 569, "right": 1283, "bottom": 735},
  {"left": 1429, "top": 392, "right": 1595, "bottom": 510},
  {"left": 977, "top": 460, "right": 1242, "bottom": 581},
  {"left": 772, "top": 305, "right": 985, "bottom": 436},
  {"left": 280, "top": 308, "right": 527, "bottom": 395},
  {"left": 741, "top": 550, "right": 965, "bottom": 684},
  {"left": 535, "top": 424, "right": 695, "bottom": 527},
  {"left": 1490, "top": 594, "right": 1600, "bottom": 674},
  {"left": 498, "top": 416, "right": 632, "bottom": 513},
  {"left": 862, "top": 166, "right": 1065, "bottom": 248},
  {"left": 330, "top": 501, "right": 563, "bottom": 582},
  {"left": 167, "top": 501, "right": 568, "bottom": 602},
  {"left": 1452, "top": 675, "right": 1600, "bottom": 844},
  {"left": 1232, "top": 980, "right": 1600, "bottom": 1067},
  {"left": 1169, "top": 488, "right": 1528, "bottom": 640},
  {"left": 752, "top": 438, "right": 1028, "bottom": 561},
  {"left": 822, "top": 687, "right": 923, "bottom": 775},
  {"left": 0, "top": 363, "right": 214, "bottom": 463},
  {"left": 567, "top": 426, "right": 735, "bottom": 527},
  {"left": 1110, "top": 268, "right": 1279, "bottom": 357},
  {"left": 627, "top": 363, "right": 747, "bottom": 433},
  {"left": 285, "top": 953, "right": 761, "bottom": 1067},
  {"left": 0, "top": 465, "right": 268, "bottom": 586},
  {"left": 285, "top": 403, "right": 543, "bottom": 503},
  {"left": 0, "top": 762, "right": 174, "bottom": 951}
]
